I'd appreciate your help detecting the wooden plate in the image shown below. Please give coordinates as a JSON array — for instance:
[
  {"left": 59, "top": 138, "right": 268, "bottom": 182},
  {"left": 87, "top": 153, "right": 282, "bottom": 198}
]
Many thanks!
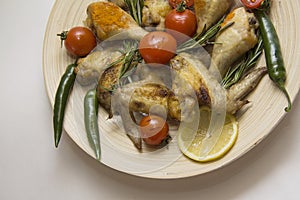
[{"left": 43, "top": 0, "right": 300, "bottom": 179}]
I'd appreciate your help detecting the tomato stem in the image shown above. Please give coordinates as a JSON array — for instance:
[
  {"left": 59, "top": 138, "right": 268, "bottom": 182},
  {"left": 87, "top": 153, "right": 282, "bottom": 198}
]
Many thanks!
[
  {"left": 57, "top": 31, "right": 68, "bottom": 48},
  {"left": 160, "top": 135, "right": 172, "bottom": 147},
  {"left": 176, "top": 0, "right": 186, "bottom": 12}
]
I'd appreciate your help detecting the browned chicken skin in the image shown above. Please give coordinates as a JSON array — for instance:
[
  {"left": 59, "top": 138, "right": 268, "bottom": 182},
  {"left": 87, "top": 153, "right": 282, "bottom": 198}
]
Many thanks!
[
  {"left": 142, "top": 0, "right": 172, "bottom": 29},
  {"left": 170, "top": 53, "right": 267, "bottom": 116},
  {"left": 86, "top": 1, "right": 147, "bottom": 40},
  {"left": 210, "top": 7, "right": 259, "bottom": 78},
  {"left": 96, "top": 56, "right": 124, "bottom": 118},
  {"left": 194, "top": 0, "right": 233, "bottom": 33}
]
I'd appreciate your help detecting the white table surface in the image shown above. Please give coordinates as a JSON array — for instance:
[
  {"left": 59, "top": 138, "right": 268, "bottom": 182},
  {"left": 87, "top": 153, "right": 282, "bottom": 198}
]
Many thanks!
[{"left": 1, "top": 0, "right": 300, "bottom": 199}]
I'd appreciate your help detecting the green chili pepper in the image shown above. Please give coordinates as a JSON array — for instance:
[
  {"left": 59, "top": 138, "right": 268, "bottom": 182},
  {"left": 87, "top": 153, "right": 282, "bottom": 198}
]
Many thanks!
[
  {"left": 254, "top": 9, "right": 292, "bottom": 112},
  {"left": 53, "top": 63, "right": 77, "bottom": 147},
  {"left": 84, "top": 89, "right": 101, "bottom": 160}
]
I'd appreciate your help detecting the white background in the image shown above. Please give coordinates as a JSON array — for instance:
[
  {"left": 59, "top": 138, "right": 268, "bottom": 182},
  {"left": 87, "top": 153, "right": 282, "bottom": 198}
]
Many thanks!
[{"left": 1, "top": 0, "right": 300, "bottom": 199}]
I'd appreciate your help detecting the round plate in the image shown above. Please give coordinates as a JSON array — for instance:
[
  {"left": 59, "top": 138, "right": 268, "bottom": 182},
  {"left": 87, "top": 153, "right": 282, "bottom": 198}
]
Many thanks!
[{"left": 43, "top": 0, "right": 300, "bottom": 179}]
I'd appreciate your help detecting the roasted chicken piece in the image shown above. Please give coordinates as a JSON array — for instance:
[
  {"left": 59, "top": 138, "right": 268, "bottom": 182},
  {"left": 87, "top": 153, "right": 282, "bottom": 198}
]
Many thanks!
[
  {"left": 226, "top": 67, "right": 267, "bottom": 114},
  {"left": 97, "top": 62, "right": 173, "bottom": 118},
  {"left": 210, "top": 7, "right": 259, "bottom": 78},
  {"left": 169, "top": 53, "right": 226, "bottom": 120},
  {"left": 121, "top": 82, "right": 171, "bottom": 116},
  {"left": 142, "top": 0, "right": 172, "bottom": 29},
  {"left": 110, "top": 81, "right": 173, "bottom": 149},
  {"left": 170, "top": 53, "right": 214, "bottom": 107},
  {"left": 76, "top": 49, "right": 122, "bottom": 85},
  {"left": 96, "top": 56, "right": 124, "bottom": 118},
  {"left": 169, "top": 53, "right": 267, "bottom": 117},
  {"left": 86, "top": 1, "right": 147, "bottom": 40},
  {"left": 194, "top": 0, "right": 232, "bottom": 33},
  {"left": 98, "top": 63, "right": 173, "bottom": 149}
]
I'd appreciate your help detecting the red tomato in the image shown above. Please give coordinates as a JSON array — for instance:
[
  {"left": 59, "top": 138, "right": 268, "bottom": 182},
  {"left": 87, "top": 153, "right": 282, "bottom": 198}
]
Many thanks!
[
  {"left": 169, "top": 0, "right": 194, "bottom": 8},
  {"left": 240, "top": 0, "right": 264, "bottom": 9},
  {"left": 139, "top": 31, "right": 177, "bottom": 65},
  {"left": 58, "top": 26, "right": 97, "bottom": 57},
  {"left": 139, "top": 115, "right": 169, "bottom": 146},
  {"left": 165, "top": 8, "right": 197, "bottom": 43}
]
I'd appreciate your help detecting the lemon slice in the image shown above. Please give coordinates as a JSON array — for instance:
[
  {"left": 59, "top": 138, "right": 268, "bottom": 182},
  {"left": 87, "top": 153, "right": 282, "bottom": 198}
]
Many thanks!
[{"left": 178, "top": 106, "right": 238, "bottom": 162}]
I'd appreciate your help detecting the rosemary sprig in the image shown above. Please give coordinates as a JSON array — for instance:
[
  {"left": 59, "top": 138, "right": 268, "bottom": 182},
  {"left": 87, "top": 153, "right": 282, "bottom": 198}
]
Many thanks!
[
  {"left": 118, "top": 41, "right": 142, "bottom": 81},
  {"left": 101, "top": 41, "right": 142, "bottom": 91},
  {"left": 221, "top": 36, "right": 264, "bottom": 89},
  {"left": 177, "top": 16, "right": 233, "bottom": 53},
  {"left": 124, "top": 0, "right": 144, "bottom": 26}
]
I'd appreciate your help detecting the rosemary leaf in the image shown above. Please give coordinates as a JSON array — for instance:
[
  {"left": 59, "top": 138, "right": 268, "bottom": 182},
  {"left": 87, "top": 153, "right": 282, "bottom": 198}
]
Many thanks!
[
  {"left": 99, "top": 41, "right": 142, "bottom": 92},
  {"left": 124, "top": 0, "right": 144, "bottom": 26},
  {"left": 118, "top": 41, "right": 142, "bottom": 80}
]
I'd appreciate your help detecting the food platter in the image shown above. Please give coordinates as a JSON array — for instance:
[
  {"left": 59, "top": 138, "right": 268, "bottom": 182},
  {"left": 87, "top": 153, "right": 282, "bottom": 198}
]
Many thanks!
[{"left": 43, "top": 0, "right": 300, "bottom": 179}]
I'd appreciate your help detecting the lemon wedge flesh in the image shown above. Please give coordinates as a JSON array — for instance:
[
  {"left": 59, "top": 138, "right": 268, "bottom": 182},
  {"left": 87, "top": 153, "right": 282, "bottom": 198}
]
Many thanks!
[{"left": 178, "top": 106, "right": 238, "bottom": 162}]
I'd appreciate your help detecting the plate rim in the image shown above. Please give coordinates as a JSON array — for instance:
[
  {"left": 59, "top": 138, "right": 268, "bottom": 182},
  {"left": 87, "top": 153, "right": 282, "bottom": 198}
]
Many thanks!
[{"left": 43, "top": 0, "right": 300, "bottom": 179}]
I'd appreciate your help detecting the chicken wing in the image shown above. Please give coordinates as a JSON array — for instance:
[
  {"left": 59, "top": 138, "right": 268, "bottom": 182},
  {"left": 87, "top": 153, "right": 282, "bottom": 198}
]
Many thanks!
[
  {"left": 194, "top": 0, "right": 233, "bottom": 33},
  {"left": 226, "top": 67, "right": 267, "bottom": 114},
  {"left": 169, "top": 53, "right": 267, "bottom": 117},
  {"left": 210, "top": 7, "right": 259, "bottom": 78},
  {"left": 96, "top": 56, "right": 124, "bottom": 118},
  {"left": 76, "top": 49, "right": 122, "bottom": 86},
  {"left": 142, "top": 0, "right": 172, "bottom": 29},
  {"left": 169, "top": 53, "right": 226, "bottom": 120},
  {"left": 97, "top": 63, "right": 173, "bottom": 119},
  {"left": 86, "top": 1, "right": 147, "bottom": 40}
]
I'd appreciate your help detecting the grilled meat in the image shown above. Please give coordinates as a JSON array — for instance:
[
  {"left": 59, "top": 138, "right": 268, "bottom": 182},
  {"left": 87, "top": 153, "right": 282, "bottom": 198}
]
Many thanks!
[
  {"left": 109, "top": 80, "right": 173, "bottom": 149},
  {"left": 86, "top": 1, "right": 147, "bottom": 40},
  {"left": 226, "top": 67, "right": 267, "bottom": 114},
  {"left": 194, "top": 0, "right": 232, "bottom": 33},
  {"left": 142, "top": 0, "right": 172, "bottom": 29},
  {"left": 169, "top": 53, "right": 226, "bottom": 120},
  {"left": 96, "top": 56, "right": 124, "bottom": 118},
  {"left": 169, "top": 53, "right": 267, "bottom": 117},
  {"left": 119, "top": 82, "right": 171, "bottom": 116},
  {"left": 170, "top": 53, "right": 214, "bottom": 106},
  {"left": 210, "top": 7, "right": 259, "bottom": 78},
  {"left": 76, "top": 49, "right": 122, "bottom": 86},
  {"left": 97, "top": 63, "right": 173, "bottom": 119}
]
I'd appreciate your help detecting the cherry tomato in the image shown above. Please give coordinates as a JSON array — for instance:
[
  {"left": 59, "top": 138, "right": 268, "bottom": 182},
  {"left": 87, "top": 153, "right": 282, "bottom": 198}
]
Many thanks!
[
  {"left": 240, "top": 0, "right": 264, "bottom": 9},
  {"left": 58, "top": 26, "right": 97, "bottom": 57},
  {"left": 169, "top": 0, "right": 194, "bottom": 8},
  {"left": 139, "top": 115, "right": 169, "bottom": 146},
  {"left": 165, "top": 7, "right": 197, "bottom": 43},
  {"left": 139, "top": 31, "right": 177, "bottom": 65}
]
